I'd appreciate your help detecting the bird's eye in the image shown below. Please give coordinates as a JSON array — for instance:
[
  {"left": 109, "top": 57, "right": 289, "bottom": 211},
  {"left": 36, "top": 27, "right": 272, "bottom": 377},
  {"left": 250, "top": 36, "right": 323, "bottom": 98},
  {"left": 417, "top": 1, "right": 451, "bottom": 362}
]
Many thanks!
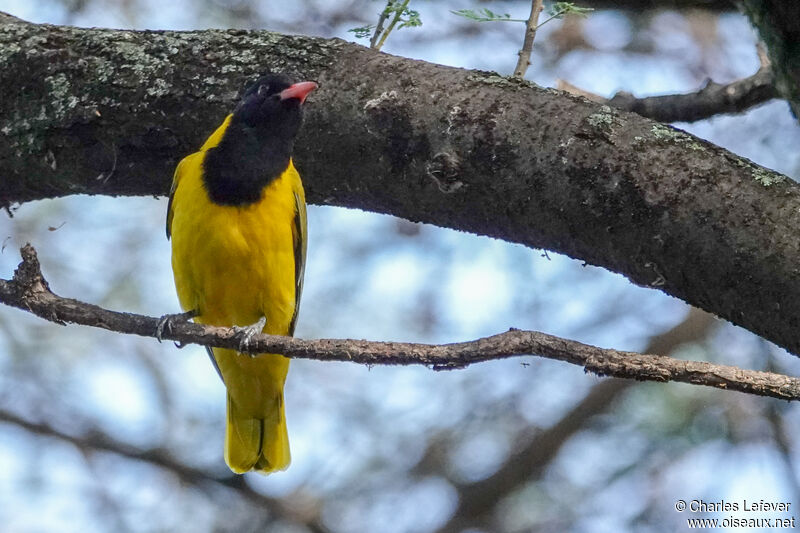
[{"left": 257, "top": 84, "right": 269, "bottom": 97}]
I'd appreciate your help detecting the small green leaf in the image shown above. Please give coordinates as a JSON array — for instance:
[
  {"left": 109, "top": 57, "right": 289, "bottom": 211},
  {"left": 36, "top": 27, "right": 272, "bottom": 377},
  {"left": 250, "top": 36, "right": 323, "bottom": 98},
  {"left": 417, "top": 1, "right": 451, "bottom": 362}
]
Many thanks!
[
  {"left": 348, "top": 25, "right": 375, "bottom": 39},
  {"left": 398, "top": 8, "right": 422, "bottom": 29},
  {"left": 451, "top": 7, "right": 522, "bottom": 22},
  {"left": 550, "top": 2, "right": 593, "bottom": 18}
]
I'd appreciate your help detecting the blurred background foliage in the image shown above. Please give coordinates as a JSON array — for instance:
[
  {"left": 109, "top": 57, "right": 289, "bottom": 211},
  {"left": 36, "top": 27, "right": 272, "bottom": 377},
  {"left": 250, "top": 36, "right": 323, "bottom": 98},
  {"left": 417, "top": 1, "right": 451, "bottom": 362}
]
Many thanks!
[{"left": 2, "top": 0, "right": 800, "bottom": 532}]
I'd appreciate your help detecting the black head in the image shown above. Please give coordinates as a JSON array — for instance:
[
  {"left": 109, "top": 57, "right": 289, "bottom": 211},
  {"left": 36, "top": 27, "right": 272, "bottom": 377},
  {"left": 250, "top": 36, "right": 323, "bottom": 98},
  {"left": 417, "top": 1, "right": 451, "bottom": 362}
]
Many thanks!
[
  {"left": 233, "top": 73, "right": 317, "bottom": 139},
  {"left": 201, "top": 73, "right": 317, "bottom": 206}
]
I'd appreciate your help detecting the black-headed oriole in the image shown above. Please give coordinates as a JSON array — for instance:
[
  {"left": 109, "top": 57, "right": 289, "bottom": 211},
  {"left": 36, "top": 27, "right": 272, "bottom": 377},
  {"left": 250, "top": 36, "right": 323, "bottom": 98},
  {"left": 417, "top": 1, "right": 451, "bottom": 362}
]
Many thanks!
[{"left": 167, "top": 74, "right": 316, "bottom": 474}]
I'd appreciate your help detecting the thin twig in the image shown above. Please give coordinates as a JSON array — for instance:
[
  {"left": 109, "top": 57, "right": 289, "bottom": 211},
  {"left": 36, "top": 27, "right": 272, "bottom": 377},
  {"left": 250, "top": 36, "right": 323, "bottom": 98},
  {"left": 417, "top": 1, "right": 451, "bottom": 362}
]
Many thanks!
[
  {"left": 514, "top": 0, "right": 544, "bottom": 77},
  {"left": 0, "top": 407, "right": 332, "bottom": 533},
  {"left": 369, "top": 1, "right": 391, "bottom": 49},
  {"left": 557, "top": 66, "right": 777, "bottom": 122},
  {"left": 375, "top": 0, "right": 410, "bottom": 51},
  {"left": 2, "top": 244, "right": 800, "bottom": 401}
]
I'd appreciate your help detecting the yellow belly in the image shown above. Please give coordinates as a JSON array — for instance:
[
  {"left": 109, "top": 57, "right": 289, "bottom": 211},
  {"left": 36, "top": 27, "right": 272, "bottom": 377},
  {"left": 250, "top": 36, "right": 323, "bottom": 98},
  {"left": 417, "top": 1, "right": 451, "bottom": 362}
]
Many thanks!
[
  {"left": 171, "top": 160, "right": 298, "bottom": 330},
  {"left": 169, "top": 152, "right": 301, "bottom": 418}
]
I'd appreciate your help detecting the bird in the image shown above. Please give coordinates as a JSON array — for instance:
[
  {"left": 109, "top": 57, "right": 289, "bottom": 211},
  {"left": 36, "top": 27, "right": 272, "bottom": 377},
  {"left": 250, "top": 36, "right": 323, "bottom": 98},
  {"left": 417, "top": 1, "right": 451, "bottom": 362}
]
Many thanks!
[{"left": 165, "top": 73, "right": 316, "bottom": 474}]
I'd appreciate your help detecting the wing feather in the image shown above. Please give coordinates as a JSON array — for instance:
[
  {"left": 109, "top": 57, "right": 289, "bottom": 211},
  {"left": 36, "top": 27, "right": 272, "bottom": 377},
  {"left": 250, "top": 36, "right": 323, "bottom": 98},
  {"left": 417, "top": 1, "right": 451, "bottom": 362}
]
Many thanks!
[
  {"left": 289, "top": 190, "right": 307, "bottom": 336},
  {"left": 166, "top": 156, "right": 190, "bottom": 239}
]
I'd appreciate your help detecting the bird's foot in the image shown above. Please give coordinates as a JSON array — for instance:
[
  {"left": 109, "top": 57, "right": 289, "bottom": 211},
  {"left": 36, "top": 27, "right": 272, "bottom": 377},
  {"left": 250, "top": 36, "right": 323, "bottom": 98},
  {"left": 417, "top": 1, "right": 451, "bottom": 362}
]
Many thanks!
[
  {"left": 233, "top": 316, "right": 267, "bottom": 355},
  {"left": 155, "top": 309, "right": 198, "bottom": 342}
]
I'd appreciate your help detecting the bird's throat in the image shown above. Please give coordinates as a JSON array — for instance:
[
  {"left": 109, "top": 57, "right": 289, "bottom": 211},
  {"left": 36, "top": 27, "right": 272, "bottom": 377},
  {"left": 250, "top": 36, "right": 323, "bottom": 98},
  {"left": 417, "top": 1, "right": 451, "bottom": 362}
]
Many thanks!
[{"left": 201, "top": 125, "right": 292, "bottom": 206}]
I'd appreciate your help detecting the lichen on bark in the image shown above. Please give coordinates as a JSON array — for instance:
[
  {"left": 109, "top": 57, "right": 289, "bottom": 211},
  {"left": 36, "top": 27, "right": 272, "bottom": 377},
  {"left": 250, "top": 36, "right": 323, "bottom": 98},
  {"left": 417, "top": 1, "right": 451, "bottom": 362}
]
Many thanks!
[{"left": 2, "top": 19, "right": 800, "bottom": 361}]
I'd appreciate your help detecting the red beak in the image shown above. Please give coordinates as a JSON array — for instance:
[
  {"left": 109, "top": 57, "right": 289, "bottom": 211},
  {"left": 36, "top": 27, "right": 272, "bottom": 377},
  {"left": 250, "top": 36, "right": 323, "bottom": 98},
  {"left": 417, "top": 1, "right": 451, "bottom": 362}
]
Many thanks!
[{"left": 279, "top": 81, "right": 318, "bottom": 104}]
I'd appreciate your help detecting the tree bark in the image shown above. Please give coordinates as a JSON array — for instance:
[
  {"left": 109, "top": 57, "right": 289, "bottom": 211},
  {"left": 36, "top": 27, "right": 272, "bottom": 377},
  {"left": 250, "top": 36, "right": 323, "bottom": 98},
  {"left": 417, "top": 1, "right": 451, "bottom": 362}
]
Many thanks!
[
  {"left": 580, "top": 0, "right": 734, "bottom": 9},
  {"left": 5, "top": 244, "right": 799, "bottom": 400},
  {"left": 738, "top": 0, "right": 800, "bottom": 117},
  {"left": 437, "top": 308, "right": 718, "bottom": 533},
  {"left": 1, "top": 20, "right": 799, "bottom": 357}
]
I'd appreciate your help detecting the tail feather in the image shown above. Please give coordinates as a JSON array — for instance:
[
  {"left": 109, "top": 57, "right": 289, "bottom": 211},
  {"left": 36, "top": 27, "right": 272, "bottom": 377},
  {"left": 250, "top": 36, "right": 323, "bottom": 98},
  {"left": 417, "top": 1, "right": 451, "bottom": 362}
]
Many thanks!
[{"left": 225, "top": 392, "right": 291, "bottom": 474}]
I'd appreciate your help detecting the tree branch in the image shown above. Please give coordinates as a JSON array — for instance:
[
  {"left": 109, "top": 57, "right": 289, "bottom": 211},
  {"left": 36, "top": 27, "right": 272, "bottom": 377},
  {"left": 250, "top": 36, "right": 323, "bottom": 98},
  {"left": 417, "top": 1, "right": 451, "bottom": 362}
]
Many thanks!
[
  {"left": 369, "top": 2, "right": 391, "bottom": 49},
  {"left": 437, "top": 307, "right": 718, "bottom": 533},
  {"left": 373, "top": 0, "right": 410, "bottom": 51},
  {"left": 576, "top": 0, "right": 733, "bottom": 9},
  {"left": 0, "top": 10, "right": 27, "bottom": 24},
  {"left": 514, "top": 0, "right": 544, "bottom": 78},
  {"left": 558, "top": 66, "right": 778, "bottom": 122},
  {"left": 2, "top": 244, "right": 799, "bottom": 401},
  {"left": 0, "top": 408, "right": 330, "bottom": 533},
  {"left": 1, "top": 20, "right": 799, "bottom": 358},
  {"left": 738, "top": 1, "right": 800, "bottom": 118}
]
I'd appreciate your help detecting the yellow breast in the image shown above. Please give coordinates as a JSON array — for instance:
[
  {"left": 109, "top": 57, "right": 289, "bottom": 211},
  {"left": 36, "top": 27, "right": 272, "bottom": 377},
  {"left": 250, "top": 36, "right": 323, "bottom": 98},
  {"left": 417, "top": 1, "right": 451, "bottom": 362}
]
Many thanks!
[{"left": 169, "top": 153, "right": 302, "bottom": 336}]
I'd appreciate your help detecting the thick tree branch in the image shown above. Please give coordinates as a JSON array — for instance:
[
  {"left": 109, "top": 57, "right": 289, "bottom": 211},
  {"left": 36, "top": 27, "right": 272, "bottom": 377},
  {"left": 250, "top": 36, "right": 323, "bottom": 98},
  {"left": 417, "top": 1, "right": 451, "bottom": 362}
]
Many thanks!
[
  {"left": 2, "top": 244, "right": 799, "bottom": 402},
  {"left": 1, "top": 20, "right": 800, "bottom": 358},
  {"left": 738, "top": 1, "right": 800, "bottom": 117},
  {"left": 558, "top": 66, "right": 777, "bottom": 122},
  {"left": 578, "top": 0, "right": 733, "bottom": 9},
  {"left": 0, "top": 11, "right": 26, "bottom": 23}
]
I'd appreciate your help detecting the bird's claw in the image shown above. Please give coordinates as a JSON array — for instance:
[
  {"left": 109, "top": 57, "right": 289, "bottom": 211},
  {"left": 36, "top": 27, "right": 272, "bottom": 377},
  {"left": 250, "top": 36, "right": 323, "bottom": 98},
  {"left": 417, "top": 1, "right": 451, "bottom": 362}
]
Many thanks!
[
  {"left": 233, "top": 316, "right": 267, "bottom": 355},
  {"left": 155, "top": 310, "right": 198, "bottom": 342}
]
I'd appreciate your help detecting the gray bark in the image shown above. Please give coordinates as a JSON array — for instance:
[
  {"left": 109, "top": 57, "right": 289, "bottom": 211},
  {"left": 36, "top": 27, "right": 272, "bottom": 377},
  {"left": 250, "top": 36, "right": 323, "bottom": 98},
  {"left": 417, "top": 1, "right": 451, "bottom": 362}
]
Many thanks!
[
  {"left": 738, "top": 0, "right": 800, "bottom": 117},
  {"left": 607, "top": 68, "right": 777, "bottom": 122},
  {"left": 1, "top": 20, "right": 799, "bottom": 356},
  {"left": 5, "top": 245, "right": 798, "bottom": 401},
  {"left": 580, "top": 0, "right": 733, "bottom": 9}
]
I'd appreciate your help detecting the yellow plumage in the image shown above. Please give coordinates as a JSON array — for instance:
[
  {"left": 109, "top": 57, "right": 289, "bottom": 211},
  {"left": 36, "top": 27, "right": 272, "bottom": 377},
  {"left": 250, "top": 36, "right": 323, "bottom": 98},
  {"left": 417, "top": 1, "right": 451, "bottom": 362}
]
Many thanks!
[{"left": 168, "top": 113, "right": 307, "bottom": 474}]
